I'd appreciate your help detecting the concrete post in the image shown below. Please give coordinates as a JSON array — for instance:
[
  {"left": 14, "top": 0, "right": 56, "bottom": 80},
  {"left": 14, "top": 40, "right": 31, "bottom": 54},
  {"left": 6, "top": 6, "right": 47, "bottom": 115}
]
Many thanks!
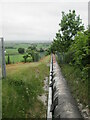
[{"left": 1, "top": 38, "right": 6, "bottom": 78}]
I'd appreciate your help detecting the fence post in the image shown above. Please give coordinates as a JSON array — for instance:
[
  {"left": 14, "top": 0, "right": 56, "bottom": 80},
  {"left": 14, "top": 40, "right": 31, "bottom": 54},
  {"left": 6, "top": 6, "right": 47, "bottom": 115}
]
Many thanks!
[{"left": 1, "top": 38, "right": 6, "bottom": 78}]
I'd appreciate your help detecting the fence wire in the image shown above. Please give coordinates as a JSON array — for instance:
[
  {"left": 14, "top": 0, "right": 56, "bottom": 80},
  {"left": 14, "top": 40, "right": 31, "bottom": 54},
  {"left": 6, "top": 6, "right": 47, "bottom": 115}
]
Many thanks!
[
  {"left": 0, "top": 39, "right": 2, "bottom": 120},
  {"left": 0, "top": 40, "right": 2, "bottom": 78}
]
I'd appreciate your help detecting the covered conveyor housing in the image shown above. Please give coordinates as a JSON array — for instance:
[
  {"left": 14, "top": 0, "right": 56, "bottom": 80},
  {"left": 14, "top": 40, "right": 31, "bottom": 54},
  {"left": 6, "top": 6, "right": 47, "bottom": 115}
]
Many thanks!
[{"left": 47, "top": 54, "right": 83, "bottom": 119}]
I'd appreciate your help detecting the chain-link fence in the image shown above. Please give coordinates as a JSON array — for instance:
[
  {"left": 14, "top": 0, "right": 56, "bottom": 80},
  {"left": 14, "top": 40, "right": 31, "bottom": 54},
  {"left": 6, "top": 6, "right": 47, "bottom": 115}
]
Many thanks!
[
  {"left": 0, "top": 40, "right": 2, "bottom": 79},
  {"left": 0, "top": 39, "right": 2, "bottom": 120},
  {"left": 56, "top": 52, "right": 65, "bottom": 64}
]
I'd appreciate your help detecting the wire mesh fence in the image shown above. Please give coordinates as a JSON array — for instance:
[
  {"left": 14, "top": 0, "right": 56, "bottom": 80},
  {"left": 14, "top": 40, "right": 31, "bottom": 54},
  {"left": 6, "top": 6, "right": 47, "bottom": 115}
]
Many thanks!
[
  {"left": 56, "top": 52, "right": 65, "bottom": 64},
  {"left": 0, "top": 40, "right": 2, "bottom": 79},
  {"left": 0, "top": 39, "right": 2, "bottom": 119}
]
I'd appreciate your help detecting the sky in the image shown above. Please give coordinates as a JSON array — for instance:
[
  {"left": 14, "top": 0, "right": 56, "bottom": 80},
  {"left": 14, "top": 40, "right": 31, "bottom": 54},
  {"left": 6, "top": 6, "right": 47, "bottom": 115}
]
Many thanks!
[{"left": 0, "top": 0, "right": 89, "bottom": 42}]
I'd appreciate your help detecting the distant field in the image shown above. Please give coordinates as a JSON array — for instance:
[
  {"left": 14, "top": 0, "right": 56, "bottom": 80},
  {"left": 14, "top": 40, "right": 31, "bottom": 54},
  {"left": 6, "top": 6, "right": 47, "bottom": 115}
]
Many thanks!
[
  {"left": 2, "top": 55, "right": 50, "bottom": 118},
  {"left": 5, "top": 48, "right": 18, "bottom": 54},
  {"left": 5, "top": 54, "right": 24, "bottom": 63},
  {"left": 5, "top": 42, "right": 50, "bottom": 50},
  {"left": 5, "top": 42, "right": 51, "bottom": 63}
]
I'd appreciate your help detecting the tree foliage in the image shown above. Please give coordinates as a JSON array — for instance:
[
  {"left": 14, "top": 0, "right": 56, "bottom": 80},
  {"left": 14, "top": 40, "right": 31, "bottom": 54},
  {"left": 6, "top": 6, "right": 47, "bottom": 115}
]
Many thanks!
[
  {"left": 23, "top": 54, "right": 28, "bottom": 63},
  {"left": 7, "top": 54, "right": 11, "bottom": 64},
  {"left": 51, "top": 10, "right": 89, "bottom": 82},
  {"left": 25, "top": 45, "right": 40, "bottom": 62},
  {"left": 39, "top": 48, "right": 44, "bottom": 52},
  {"left": 50, "top": 10, "right": 90, "bottom": 108},
  {"left": 69, "top": 31, "right": 89, "bottom": 68},
  {"left": 18, "top": 48, "right": 25, "bottom": 54},
  {"left": 51, "top": 10, "right": 84, "bottom": 52}
]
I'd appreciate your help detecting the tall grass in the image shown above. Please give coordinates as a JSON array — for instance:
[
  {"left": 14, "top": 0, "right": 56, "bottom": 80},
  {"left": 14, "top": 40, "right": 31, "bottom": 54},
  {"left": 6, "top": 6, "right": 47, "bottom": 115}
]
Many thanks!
[
  {"left": 59, "top": 63, "right": 88, "bottom": 107},
  {"left": 2, "top": 56, "right": 50, "bottom": 118}
]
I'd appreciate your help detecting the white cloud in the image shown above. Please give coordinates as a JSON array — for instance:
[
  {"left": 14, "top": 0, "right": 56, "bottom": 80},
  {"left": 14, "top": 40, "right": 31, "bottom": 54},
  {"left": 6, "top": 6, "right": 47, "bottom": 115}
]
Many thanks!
[
  {"left": 1, "top": 2, "right": 88, "bottom": 42},
  {"left": 1, "top": 0, "right": 89, "bottom": 2},
  {"left": 0, "top": 3, "right": 2, "bottom": 37}
]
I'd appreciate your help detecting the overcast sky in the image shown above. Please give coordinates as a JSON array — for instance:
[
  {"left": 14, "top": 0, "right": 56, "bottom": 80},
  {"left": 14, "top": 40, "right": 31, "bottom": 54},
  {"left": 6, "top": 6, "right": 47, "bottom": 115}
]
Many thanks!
[{"left": 0, "top": 0, "right": 89, "bottom": 42}]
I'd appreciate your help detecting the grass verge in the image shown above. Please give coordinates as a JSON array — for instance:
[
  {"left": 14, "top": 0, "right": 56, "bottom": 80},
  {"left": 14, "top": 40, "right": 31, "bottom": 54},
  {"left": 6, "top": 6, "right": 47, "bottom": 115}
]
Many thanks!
[
  {"left": 57, "top": 58, "right": 88, "bottom": 107},
  {"left": 2, "top": 55, "right": 50, "bottom": 118}
]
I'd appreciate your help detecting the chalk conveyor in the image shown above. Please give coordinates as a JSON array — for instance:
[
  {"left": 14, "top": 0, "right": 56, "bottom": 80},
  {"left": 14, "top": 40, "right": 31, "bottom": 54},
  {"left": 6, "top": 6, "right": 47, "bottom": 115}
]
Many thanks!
[{"left": 47, "top": 54, "right": 83, "bottom": 119}]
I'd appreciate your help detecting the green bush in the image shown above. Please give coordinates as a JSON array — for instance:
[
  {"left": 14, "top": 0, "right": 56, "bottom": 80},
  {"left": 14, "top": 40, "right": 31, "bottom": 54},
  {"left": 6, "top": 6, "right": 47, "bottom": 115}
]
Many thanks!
[{"left": 69, "top": 31, "right": 89, "bottom": 69}]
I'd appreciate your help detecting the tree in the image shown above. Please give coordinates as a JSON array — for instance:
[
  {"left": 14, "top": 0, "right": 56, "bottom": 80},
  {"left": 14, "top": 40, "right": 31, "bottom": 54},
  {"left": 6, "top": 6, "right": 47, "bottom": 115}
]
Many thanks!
[
  {"left": 7, "top": 54, "right": 11, "bottom": 64},
  {"left": 40, "top": 48, "right": 44, "bottom": 52},
  {"left": 23, "top": 54, "right": 28, "bottom": 63},
  {"left": 18, "top": 48, "right": 25, "bottom": 54},
  {"left": 52, "top": 10, "right": 84, "bottom": 53},
  {"left": 28, "top": 51, "right": 39, "bottom": 62},
  {"left": 28, "top": 45, "right": 36, "bottom": 51},
  {"left": 33, "top": 52, "right": 39, "bottom": 62},
  {"left": 27, "top": 46, "right": 40, "bottom": 62},
  {"left": 69, "top": 31, "right": 89, "bottom": 68}
]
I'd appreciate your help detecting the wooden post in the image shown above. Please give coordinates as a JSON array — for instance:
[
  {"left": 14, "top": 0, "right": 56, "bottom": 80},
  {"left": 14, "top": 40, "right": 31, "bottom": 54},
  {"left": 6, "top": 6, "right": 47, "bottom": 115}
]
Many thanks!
[{"left": 1, "top": 38, "right": 6, "bottom": 78}]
